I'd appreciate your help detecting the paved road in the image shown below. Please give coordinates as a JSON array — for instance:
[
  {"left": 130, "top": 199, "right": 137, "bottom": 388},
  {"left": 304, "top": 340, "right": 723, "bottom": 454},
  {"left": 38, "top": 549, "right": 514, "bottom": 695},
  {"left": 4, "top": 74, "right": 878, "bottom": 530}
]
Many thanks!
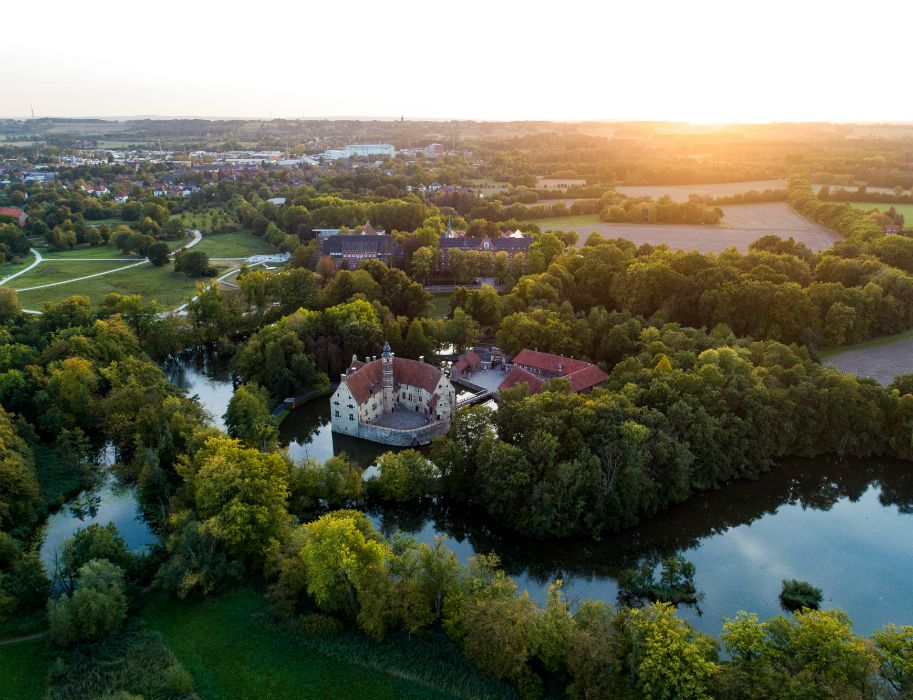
[
  {"left": 0, "top": 248, "right": 43, "bottom": 286},
  {"left": 825, "top": 336, "right": 913, "bottom": 385},
  {"left": 548, "top": 204, "right": 839, "bottom": 254}
]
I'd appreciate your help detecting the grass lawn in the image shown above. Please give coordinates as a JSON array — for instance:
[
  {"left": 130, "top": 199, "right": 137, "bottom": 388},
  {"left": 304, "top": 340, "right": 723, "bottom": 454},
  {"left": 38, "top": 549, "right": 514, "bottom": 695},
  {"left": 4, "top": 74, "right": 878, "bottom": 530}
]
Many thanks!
[
  {"left": 41, "top": 243, "right": 137, "bottom": 260},
  {"left": 87, "top": 217, "right": 128, "bottom": 227},
  {"left": 11, "top": 260, "right": 132, "bottom": 289},
  {"left": 818, "top": 328, "right": 913, "bottom": 359},
  {"left": 850, "top": 201, "right": 913, "bottom": 222},
  {"left": 193, "top": 229, "right": 271, "bottom": 258},
  {"left": 0, "top": 637, "right": 49, "bottom": 700},
  {"left": 0, "top": 258, "right": 32, "bottom": 280},
  {"left": 529, "top": 213, "right": 602, "bottom": 228},
  {"left": 16, "top": 261, "right": 232, "bottom": 310},
  {"left": 143, "top": 591, "right": 458, "bottom": 700},
  {"left": 429, "top": 291, "right": 451, "bottom": 319}
]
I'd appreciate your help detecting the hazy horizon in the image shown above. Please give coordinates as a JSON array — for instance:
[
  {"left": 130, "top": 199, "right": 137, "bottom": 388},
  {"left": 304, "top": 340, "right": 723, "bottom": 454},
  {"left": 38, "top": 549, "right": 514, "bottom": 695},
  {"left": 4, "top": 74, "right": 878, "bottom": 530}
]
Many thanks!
[{"left": 4, "top": 0, "right": 912, "bottom": 123}]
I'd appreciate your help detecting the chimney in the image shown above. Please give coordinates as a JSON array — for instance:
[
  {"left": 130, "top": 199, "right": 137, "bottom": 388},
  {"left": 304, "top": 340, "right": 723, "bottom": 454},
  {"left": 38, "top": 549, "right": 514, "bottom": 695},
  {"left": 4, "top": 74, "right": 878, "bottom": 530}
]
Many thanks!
[
  {"left": 419, "top": 355, "right": 425, "bottom": 363},
  {"left": 340, "top": 373, "right": 347, "bottom": 382}
]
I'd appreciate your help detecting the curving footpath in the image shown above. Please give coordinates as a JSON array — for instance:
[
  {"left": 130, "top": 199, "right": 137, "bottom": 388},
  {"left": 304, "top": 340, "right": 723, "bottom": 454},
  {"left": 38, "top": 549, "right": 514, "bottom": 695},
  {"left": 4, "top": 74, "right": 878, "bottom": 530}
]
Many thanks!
[
  {"left": 8, "top": 229, "right": 202, "bottom": 314},
  {"left": 0, "top": 247, "right": 43, "bottom": 286}
]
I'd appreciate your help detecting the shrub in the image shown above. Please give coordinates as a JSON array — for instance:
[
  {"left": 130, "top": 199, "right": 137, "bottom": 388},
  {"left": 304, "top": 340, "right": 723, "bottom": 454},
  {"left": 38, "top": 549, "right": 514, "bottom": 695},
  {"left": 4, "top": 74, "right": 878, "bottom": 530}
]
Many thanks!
[
  {"left": 48, "top": 559, "right": 128, "bottom": 647},
  {"left": 296, "top": 613, "right": 344, "bottom": 638}
]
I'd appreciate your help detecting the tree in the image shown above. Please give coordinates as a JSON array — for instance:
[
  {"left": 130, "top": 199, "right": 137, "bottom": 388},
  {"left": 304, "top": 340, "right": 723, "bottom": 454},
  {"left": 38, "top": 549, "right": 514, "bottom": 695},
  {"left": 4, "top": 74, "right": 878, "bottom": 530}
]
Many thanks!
[
  {"left": 443, "top": 307, "right": 480, "bottom": 353},
  {"left": 410, "top": 246, "right": 434, "bottom": 284},
  {"left": 371, "top": 450, "right": 439, "bottom": 501},
  {"left": 274, "top": 510, "right": 391, "bottom": 618},
  {"left": 316, "top": 255, "right": 337, "bottom": 283},
  {"left": 779, "top": 579, "right": 823, "bottom": 612},
  {"left": 0, "top": 406, "right": 40, "bottom": 532},
  {"left": 59, "top": 523, "right": 133, "bottom": 594},
  {"left": 873, "top": 624, "right": 913, "bottom": 698},
  {"left": 48, "top": 559, "right": 128, "bottom": 647},
  {"left": 174, "top": 249, "right": 212, "bottom": 277},
  {"left": 190, "top": 436, "right": 292, "bottom": 564},
  {"left": 402, "top": 318, "right": 435, "bottom": 360},
  {"left": 147, "top": 241, "right": 170, "bottom": 266},
  {"left": 0, "top": 287, "right": 21, "bottom": 322},
  {"left": 460, "top": 590, "right": 538, "bottom": 683},
  {"left": 223, "top": 383, "right": 278, "bottom": 450}
]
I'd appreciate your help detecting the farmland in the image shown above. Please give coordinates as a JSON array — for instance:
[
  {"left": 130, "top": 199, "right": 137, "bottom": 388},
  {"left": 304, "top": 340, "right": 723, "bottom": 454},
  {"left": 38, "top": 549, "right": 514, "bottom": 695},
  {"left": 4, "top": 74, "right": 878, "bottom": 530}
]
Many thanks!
[
  {"left": 824, "top": 330, "right": 913, "bottom": 385},
  {"left": 538, "top": 202, "right": 838, "bottom": 253},
  {"left": 850, "top": 201, "right": 913, "bottom": 221},
  {"left": 614, "top": 179, "right": 788, "bottom": 202}
]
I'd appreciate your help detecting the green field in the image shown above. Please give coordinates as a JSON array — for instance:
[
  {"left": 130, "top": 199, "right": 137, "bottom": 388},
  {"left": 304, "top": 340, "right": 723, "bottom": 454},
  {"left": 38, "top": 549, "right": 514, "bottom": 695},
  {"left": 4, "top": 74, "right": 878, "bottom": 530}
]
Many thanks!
[
  {"left": 429, "top": 291, "right": 451, "bottom": 319},
  {"left": 15, "top": 261, "right": 233, "bottom": 310},
  {"left": 529, "top": 213, "right": 601, "bottom": 228},
  {"left": 143, "top": 591, "right": 453, "bottom": 700},
  {"left": 0, "top": 637, "right": 49, "bottom": 700},
  {"left": 87, "top": 217, "right": 129, "bottom": 227},
  {"left": 11, "top": 260, "right": 133, "bottom": 289},
  {"left": 193, "top": 229, "right": 272, "bottom": 258},
  {"left": 851, "top": 201, "right": 913, "bottom": 222},
  {"left": 0, "top": 258, "right": 32, "bottom": 280},
  {"left": 41, "top": 243, "right": 138, "bottom": 260}
]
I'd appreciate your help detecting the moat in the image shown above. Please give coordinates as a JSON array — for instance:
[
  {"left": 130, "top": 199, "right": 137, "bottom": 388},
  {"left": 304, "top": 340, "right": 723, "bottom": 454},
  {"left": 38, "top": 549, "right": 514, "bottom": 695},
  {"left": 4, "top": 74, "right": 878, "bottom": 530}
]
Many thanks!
[{"left": 38, "top": 348, "right": 913, "bottom": 638}]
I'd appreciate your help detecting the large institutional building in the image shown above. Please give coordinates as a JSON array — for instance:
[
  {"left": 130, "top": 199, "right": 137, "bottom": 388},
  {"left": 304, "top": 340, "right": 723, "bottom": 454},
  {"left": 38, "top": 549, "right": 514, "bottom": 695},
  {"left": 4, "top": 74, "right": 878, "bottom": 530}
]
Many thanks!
[{"left": 330, "top": 342, "right": 455, "bottom": 446}]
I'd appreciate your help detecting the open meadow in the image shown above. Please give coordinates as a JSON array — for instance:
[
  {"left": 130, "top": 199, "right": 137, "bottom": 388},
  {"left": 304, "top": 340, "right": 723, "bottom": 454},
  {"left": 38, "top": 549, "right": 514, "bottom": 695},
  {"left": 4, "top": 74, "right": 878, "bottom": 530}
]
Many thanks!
[
  {"left": 538, "top": 202, "right": 838, "bottom": 253},
  {"left": 193, "top": 229, "right": 272, "bottom": 258},
  {"left": 615, "top": 179, "right": 788, "bottom": 201},
  {"left": 851, "top": 201, "right": 913, "bottom": 221},
  {"left": 14, "top": 261, "right": 234, "bottom": 310}
]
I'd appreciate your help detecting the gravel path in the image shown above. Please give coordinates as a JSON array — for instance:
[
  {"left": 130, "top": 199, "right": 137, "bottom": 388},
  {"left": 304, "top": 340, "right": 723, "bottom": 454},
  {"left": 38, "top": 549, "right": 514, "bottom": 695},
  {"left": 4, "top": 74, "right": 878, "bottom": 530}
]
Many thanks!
[{"left": 0, "top": 248, "right": 43, "bottom": 286}]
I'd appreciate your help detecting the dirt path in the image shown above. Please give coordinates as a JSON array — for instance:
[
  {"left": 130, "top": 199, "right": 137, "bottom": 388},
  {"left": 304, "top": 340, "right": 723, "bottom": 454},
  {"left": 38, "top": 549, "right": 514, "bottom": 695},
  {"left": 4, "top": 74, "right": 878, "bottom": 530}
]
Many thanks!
[{"left": 0, "top": 631, "right": 47, "bottom": 646}]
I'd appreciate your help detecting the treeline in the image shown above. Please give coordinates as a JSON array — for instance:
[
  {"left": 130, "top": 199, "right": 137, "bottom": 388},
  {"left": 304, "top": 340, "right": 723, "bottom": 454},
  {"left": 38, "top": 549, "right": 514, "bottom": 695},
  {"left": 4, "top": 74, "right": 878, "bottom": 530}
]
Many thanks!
[
  {"left": 432, "top": 323, "right": 913, "bottom": 539},
  {"left": 789, "top": 175, "right": 886, "bottom": 241},
  {"left": 448, "top": 230, "right": 913, "bottom": 348}
]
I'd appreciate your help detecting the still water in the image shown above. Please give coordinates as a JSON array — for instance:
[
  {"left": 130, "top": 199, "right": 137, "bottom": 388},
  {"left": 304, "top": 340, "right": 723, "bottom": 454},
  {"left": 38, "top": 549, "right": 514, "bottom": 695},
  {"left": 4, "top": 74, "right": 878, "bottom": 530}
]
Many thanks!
[{"left": 41, "top": 349, "right": 913, "bottom": 638}]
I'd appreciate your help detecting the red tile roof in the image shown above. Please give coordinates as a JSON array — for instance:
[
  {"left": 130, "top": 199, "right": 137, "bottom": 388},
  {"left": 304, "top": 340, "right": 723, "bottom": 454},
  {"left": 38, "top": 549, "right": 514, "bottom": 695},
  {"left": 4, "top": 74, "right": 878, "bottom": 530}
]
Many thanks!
[
  {"left": 504, "top": 349, "right": 608, "bottom": 394},
  {"left": 344, "top": 356, "right": 443, "bottom": 405},
  {"left": 498, "top": 365, "right": 545, "bottom": 394},
  {"left": 513, "top": 349, "right": 590, "bottom": 376},
  {"left": 0, "top": 207, "right": 26, "bottom": 226},
  {"left": 452, "top": 350, "right": 481, "bottom": 376}
]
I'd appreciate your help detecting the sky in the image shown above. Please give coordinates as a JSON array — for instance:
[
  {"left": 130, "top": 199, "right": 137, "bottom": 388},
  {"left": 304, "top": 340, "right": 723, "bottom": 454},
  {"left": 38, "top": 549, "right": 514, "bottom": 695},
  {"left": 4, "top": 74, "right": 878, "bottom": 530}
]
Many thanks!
[{"left": 3, "top": 0, "right": 912, "bottom": 123}]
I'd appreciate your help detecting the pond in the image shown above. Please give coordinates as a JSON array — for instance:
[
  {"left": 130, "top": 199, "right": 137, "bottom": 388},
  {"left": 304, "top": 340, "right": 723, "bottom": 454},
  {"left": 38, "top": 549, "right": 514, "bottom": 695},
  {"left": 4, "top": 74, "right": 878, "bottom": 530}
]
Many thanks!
[{"left": 40, "top": 348, "right": 913, "bottom": 639}]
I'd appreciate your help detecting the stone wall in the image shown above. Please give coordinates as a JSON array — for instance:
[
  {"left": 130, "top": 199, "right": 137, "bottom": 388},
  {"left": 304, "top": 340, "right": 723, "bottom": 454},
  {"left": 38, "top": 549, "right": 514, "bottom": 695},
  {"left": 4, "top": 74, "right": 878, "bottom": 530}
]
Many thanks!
[{"left": 346, "top": 420, "right": 449, "bottom": 447}]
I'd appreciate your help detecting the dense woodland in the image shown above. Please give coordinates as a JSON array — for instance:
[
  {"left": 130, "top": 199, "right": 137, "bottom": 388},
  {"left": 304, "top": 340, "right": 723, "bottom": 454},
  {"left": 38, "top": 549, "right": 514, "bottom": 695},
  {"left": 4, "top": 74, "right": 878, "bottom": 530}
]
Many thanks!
[{"left": 3, "top": 122, "right": 913, "bottom": 698}]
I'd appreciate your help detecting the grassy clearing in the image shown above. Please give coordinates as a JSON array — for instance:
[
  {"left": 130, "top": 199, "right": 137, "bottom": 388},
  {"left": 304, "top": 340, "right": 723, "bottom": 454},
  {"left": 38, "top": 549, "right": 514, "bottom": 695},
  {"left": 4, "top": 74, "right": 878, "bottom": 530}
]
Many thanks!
[
  {"left": 0, "top": 637, "right": 49, "bottom": 700},
  {"left": 86, "top": 217, "right": 128, "bottom": 227},
  {"left": 529, "top": 213, "right": 602, "bottom": 228},
  {"left": 850, "top": 201, "right": 913, "bottom": 222},
  {"left": 41, "top": 243, "right": 137, "bottom": 260},
  {"left": 818, "top": 328, "right": 913, "bottom": 359},
  {"left": 0, "top": 258, "right": 31, "bottom": 280},
  {"left": 16, "top": 261, "right": 232, "bottom": 310},
  {"left": 193, "top": 229, "right": 271, "bottom": 258},
  {"left": 143, "top": 590, "right": 464, "bottom": 700},
  {"left": 429, "top": 291, "right": 451, "bottom": 319},
  {"left": 12, "top": 261, "right": 132, "bottom": 289}
]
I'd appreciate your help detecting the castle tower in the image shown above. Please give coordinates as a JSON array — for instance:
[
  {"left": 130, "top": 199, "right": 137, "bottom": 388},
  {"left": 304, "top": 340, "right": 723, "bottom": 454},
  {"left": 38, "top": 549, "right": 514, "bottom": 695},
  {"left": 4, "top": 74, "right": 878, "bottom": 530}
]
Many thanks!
[{"left": 381, "top": 341, "right": 394, "bottom": 413}]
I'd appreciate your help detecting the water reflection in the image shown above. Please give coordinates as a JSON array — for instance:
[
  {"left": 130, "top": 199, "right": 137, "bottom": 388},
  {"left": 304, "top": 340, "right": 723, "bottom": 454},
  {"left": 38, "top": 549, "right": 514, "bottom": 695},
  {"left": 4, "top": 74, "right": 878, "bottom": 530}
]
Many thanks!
[
  {"left": 367, "top": 458, "right": 913, "bottom": 637},
  {"left": 39, "top": 445, "right": 157, "bottom": 568},
  {"left": 162, "top": 347, "right": 236, "bottom": 431}
]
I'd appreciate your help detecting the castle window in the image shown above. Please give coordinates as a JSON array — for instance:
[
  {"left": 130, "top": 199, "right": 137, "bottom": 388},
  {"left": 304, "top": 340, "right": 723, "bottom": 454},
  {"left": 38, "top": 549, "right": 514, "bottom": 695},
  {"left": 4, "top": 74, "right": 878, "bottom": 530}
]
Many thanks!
[
  {"left": 334, "top": 410, "right": 340, "bottom": 417},
  {"left": 349, "top": 413, "right": 354, "bottom": 421}
]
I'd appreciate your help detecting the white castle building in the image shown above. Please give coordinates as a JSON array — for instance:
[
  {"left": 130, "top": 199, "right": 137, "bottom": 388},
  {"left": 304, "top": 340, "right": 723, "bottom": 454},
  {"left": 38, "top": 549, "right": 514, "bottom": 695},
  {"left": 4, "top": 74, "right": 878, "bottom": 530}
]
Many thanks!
[{"left": 330, "top": 342, "right": 455, "bottom": 446}]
